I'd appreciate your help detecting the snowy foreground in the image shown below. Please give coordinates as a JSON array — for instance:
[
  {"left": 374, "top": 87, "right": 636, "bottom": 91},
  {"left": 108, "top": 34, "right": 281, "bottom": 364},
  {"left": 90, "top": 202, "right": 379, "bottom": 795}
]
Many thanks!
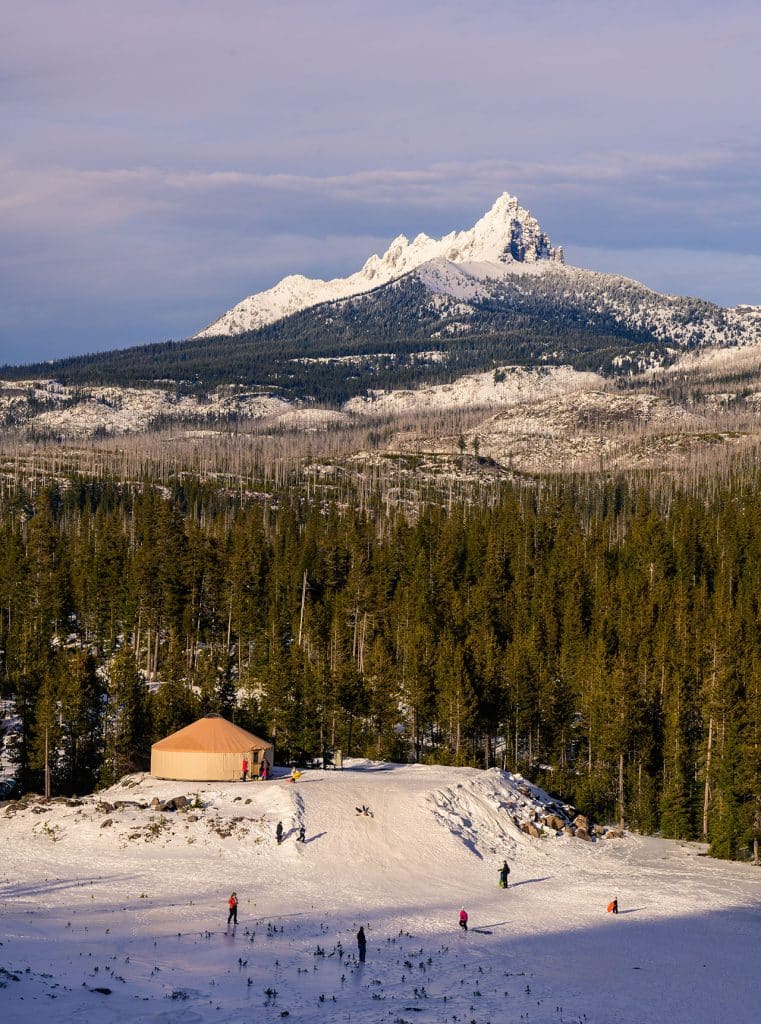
[{"left": 1, "top": 763, "right": 759, "bottom": 1024}]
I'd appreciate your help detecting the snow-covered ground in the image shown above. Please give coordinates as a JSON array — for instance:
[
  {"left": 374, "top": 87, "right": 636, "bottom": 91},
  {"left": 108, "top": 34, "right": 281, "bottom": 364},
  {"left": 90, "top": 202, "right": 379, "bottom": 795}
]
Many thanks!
[{"left": 1, "top": 762, "right": 758, "bottom": 1023}]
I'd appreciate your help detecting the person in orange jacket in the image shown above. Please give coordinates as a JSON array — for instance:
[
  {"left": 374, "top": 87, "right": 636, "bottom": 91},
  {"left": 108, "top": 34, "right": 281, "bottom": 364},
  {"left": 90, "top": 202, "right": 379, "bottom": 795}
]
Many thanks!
[{"left": 227, "top": 892, "right": 238, "bottom": 925}]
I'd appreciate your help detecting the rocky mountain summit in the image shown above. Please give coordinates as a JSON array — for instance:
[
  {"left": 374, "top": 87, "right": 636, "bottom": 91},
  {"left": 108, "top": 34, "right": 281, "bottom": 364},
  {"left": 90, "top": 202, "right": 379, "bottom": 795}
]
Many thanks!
[{"left": 195, "top": 192, "right": 564, "bottom": 337}]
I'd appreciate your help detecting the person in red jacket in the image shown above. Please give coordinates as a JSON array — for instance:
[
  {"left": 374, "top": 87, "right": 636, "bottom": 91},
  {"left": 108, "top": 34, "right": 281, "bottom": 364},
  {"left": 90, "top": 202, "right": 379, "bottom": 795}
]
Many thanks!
[
  {"left": 227, "top": 892, "right": 238, "bottom": 925},
  {"left": 458, "top": 908, "right": 468, "bottom": 932},
  {"left": 241, "top": 758, "right": 249, "bottom": 782}
]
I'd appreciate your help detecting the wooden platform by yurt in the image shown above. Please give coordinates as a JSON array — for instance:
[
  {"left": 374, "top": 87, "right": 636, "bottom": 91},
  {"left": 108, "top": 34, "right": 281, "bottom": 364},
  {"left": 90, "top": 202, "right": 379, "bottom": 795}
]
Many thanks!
[{"left": 151, "top": 714, "right": 274, "bottom": 781}]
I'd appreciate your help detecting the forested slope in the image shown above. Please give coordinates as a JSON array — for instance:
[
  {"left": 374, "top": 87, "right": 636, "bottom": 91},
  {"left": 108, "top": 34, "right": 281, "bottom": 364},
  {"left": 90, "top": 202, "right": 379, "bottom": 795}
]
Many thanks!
[{"left": 1, "top": 472, "right": 759, "bottom": 862}]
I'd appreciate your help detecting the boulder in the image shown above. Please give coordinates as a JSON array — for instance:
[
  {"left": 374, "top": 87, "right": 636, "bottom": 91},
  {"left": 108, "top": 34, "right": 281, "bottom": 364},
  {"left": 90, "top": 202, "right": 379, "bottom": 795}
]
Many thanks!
[
  {"left": 520, "top": 821, "right": 542, "bottom": 839},
  {"left": 542, "top": 813, "right": 566, "bottom": 831},
  {"left": 563, "top": 825, "right": 575, "bottom": 837},
  {"left": 593, "top": 824, "right": 606, "bottom": 837},
  {"left": 573, "top": 814, "right": 589, "bottom": 832},
  {"left": 100, "top": 818, "right": 113, "bottom": 828},
  {"left": 574, "top": 827, "right": 592, "bottom": 841},
  {"left": 604, "top": 828, "right": 625, "bottom": 839}
]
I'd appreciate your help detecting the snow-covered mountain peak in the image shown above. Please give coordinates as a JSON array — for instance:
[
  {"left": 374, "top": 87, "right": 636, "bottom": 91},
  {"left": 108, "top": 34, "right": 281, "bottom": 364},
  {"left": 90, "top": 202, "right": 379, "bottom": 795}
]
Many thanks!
[{"left": 195, "top": 192, "right": 563, "bottom": 337}]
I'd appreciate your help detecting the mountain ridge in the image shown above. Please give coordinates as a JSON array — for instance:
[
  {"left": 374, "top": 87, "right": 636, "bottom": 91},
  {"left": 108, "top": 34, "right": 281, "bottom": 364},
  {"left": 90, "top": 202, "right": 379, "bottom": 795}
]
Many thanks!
[{"left": 195, "top": 192, "right": 564, "bottom": 337}]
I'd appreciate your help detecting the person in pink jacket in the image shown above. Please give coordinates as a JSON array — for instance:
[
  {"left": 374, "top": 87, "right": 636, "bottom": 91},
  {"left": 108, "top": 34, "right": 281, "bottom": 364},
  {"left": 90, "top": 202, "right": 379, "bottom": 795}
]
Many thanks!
[{"left": 458, "top": 908, "right": 468, "bottom": 932}]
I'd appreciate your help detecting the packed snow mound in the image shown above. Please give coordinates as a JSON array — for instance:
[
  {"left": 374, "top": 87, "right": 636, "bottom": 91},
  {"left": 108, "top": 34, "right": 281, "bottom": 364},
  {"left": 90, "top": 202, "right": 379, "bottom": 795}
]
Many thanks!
[{"left": 195, "top": 192, "right": 563, "bottom": 337}]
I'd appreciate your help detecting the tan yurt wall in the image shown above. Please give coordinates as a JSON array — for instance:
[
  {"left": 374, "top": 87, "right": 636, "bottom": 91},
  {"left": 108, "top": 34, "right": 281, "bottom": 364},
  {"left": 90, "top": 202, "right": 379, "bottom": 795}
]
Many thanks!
[{"left": 151, "top": 749, "right": 247, "bottom": 782}]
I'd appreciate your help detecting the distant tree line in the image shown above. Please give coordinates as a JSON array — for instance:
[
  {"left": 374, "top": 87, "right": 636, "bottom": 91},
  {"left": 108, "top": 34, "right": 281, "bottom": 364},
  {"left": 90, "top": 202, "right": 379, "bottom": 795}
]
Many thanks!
[{"left": 0, "top": 472, "right": 759, "bottom": 863}]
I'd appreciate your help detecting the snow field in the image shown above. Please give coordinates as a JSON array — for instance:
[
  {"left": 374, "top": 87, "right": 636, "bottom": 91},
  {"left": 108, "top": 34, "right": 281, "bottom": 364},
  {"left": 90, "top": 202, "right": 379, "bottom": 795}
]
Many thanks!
[{"left": 1, "top": 762, "right": 759, "bottom": 1023}]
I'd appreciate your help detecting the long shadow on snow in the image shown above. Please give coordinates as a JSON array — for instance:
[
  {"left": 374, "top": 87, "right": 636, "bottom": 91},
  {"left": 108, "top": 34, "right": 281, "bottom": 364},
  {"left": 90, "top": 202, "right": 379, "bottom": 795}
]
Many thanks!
[
  {"left": 0, "top": 874, "right": 138, "bottom": 899},
  {"left": 4, "top": 892, "right": 761, "bottom": 1024}
]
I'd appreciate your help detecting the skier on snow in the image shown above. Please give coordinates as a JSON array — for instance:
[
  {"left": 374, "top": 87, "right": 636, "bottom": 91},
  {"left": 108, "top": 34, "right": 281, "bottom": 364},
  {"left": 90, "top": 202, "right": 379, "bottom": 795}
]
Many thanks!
[
  {"left": 276, "top": 821, "right": 284, "bottom": 845},
  {"left": 356, "top": 925, "right": 367, "bottom": 962}
]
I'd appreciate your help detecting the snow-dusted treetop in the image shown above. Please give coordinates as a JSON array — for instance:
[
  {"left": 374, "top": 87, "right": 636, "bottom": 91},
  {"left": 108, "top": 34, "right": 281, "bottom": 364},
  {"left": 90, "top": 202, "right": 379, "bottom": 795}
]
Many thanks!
[{"left": 196, "top": 192, "right": 564, "bottom": 338}]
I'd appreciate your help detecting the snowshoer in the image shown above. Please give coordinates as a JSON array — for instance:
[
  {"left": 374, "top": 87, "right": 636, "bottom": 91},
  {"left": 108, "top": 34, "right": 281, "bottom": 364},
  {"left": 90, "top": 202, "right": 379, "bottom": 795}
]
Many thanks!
[
  {"left": 227, "top": 892, "right": 238, "bottom": 925},
  {"left": 356, "top": 925, "right": 366, "bottom": 962},
  {"left": 607, "top": 898, "right": 618, "bottom": 914},
  {"left": 241, "top": 758, "right": 249, "bottom": 782},
  {"left": 276, "top": 821, "right": 284, "bottom": 845},
  {"left": 499, "top": 860, "right": 510, "bottom": 888},
  {"left": 297, "top": 824, "right": 306, "bottom": 843},
  {"left": 458, "top": 908, "right": 468, "bottom": 932}
]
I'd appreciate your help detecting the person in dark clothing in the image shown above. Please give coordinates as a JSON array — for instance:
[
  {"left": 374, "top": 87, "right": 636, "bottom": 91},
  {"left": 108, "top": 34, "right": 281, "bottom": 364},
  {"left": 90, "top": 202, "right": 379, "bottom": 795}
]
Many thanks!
[
  {"left": 499, "top": 860, "right": 510, "bottom": 888},
  {"left": 276, "top": 821, "right": 284, "bottom": 845},
  {"left": 608, "top": 898, "right": 619, "bottom": 914},
  {"left": 227, "top": 892, "right": 238, "bottom": 925},
  {"left": 297, "top": 824, "right": 306, "bottom": 843},
  {"left": 356, "top": 925, "right": 367, "bottom": 962}
]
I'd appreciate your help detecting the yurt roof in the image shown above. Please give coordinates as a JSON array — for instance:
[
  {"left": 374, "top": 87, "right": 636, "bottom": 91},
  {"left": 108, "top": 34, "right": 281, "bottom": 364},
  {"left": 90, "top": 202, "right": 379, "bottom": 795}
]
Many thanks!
[{"left": 151, "top": 715, "right": 270, "bottom": 753}]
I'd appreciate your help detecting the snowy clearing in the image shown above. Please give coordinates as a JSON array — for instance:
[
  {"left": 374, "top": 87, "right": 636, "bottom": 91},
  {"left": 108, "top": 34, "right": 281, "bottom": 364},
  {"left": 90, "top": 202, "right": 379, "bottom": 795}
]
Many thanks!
[{"left": 1, "top": 762, "right": 758, "bottom": 1023}]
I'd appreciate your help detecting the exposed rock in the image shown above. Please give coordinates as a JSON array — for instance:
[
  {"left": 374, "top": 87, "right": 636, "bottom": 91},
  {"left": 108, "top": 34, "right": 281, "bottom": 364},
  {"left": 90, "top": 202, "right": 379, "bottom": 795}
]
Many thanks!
[
  {"left": 520, "top": 821, "right": 542, "bottom": 839},
  {"left": 100, "top": 818, "right": 113, "bottom": 828},
  {"left": 159, "top": 796, "right": 188, "bottom": 812},
  {"left": 96, "top": 801, "right": 115, "bottom": 814},
  {"left": 573, "top": 814, "right": 589, "bottom": 831},
  {"left": 563, "top": 825, "right": 575, "bottom": 837},
  {"left": 575, "top": 827, "right": 592, "bottom": 841},
  {"left": 605, "top": 828, "right": 625, "bottom": 839},
  {"left": 593, "top": 824, "right": 607, "bottom": 837},
  {"left": 542, "top": 813, "right": 566, "bottom": 831}
]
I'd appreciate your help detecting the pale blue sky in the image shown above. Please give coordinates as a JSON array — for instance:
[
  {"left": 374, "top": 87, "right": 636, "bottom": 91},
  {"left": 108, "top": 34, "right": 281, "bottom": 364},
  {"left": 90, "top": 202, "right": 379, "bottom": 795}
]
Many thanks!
[{"left": 2, "top": 0, "right": 760, "bottom": 363}]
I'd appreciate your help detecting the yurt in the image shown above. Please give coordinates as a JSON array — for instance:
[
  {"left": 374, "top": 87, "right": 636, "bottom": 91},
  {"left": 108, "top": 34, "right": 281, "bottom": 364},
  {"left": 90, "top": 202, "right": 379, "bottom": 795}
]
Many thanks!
[{"left": 151, "top": 714, "right": 274, "bottom": 781}]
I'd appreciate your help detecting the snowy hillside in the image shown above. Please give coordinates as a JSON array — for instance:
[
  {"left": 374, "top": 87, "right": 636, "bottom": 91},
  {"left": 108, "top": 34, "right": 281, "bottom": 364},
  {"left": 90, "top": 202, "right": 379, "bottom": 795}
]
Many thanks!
[
  {"left": 195, "top": 192, "right": 563, "bottom": 337},
  {"left": 2, "top": 761, "right": 759, "bottom": 1023}
]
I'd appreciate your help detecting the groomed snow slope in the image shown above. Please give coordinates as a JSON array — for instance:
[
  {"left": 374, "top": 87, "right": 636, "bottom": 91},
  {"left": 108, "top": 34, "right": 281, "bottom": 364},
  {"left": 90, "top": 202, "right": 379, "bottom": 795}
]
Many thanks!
[{"left": 1, "top": 762, "right": 759, "bottom": 1024}]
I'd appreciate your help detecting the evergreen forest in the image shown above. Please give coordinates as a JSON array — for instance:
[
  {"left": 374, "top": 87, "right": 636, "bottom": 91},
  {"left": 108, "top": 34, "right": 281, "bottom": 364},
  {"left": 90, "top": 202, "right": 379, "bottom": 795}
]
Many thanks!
[{"left": 1, "top": 470, "right": 760, "bottom": 864}]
